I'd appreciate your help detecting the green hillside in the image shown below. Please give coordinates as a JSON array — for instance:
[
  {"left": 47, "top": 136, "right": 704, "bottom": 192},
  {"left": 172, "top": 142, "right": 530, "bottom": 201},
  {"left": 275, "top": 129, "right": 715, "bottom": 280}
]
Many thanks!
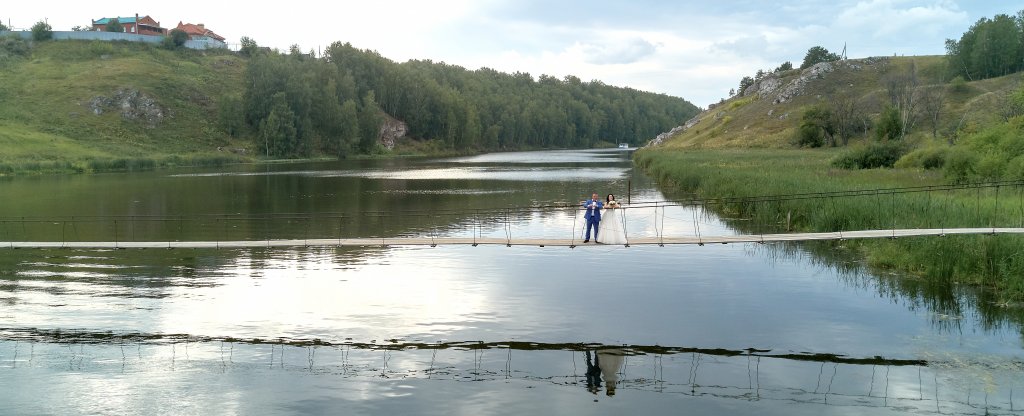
[
  {"left": 0, "top": 37, "right": 699, "bottom": 174},
  {"left": 0, "top": 40, "right": 250, "bottom": 172},
  {"left": 658, "top": 55, "right": 1018, "bottom": 149}
]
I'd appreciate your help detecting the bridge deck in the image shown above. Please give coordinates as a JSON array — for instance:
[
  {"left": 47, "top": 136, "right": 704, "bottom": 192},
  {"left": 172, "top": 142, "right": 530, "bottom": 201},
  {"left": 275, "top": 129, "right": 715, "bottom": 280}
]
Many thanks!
[{"left": 2, "top": 228, "right": 1022, "bottom": 249}]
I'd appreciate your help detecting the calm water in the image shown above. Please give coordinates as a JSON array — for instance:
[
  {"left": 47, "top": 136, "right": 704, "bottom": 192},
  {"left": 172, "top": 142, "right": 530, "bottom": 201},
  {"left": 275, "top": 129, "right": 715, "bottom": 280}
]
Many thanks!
[{"left": 1, "top": 149, "right": 1022, "bottom": 415}]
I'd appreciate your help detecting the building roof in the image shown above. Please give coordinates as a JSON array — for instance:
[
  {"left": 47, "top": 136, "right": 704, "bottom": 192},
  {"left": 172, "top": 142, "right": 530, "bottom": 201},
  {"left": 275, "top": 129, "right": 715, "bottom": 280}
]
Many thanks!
[
  {"left": 175, "top": 22, "right": 225, "bottom": 42},
  {"left": 94, "top": 15, "right": 162, "bottom": 28},
  {"left": 94, "top": 16, "right": 139, "bottom": 25}
]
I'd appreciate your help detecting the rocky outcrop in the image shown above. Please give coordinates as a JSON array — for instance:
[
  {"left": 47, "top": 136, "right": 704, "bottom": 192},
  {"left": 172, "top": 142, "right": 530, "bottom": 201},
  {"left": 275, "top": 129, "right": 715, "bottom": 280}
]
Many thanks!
[
  {"left": 378, "top": 117, "right": 407, "bottom": 150},
  {"left": 743, "top": 75, "right": 782, "bottom": 97},
  {"left": 742, "top": 58, "right": 889, "bottom": 105},
  {"left": 645, "top": 124, "right": 688, "bottom": 147},
  {"left": 771, "top": 61, "right": 835, "bottom": 104},
  {"left": 88, "top": 88, "right": 168, "bottom": 127},
  {"left": 645, "top": 57, "right": 889, "bottom": 147}
]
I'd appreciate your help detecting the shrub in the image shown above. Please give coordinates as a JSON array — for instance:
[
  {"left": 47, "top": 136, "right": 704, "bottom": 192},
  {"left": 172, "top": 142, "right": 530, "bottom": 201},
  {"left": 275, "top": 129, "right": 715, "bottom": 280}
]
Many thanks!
[
  {"left": 796, "top": 123, "right": 825, "bottom": 147},
  {"left": 895, "top": 146, "right": 948, "bottom": 169},
  {"left": 30, "top": 20, "right": 52, "bottom": 41},
  {"left": 943, "top": 147, "right": 978, "bottom": 183},
  {"left": 831, "top": 141, "right": 907, "bottom": 169},
  {"left": 170, "top": 29, "right": 188, "bottom": 47},
  {"left": 996, "top": 117, "right": 1024, "bottom": 156},
  {"left": 875, "top": 106, "right": 902, "bottom": 141},
  {"left": 161, "top": 29, "right": 189, "bottom": 49},
  {"left": 1005, "top": 155, "right": 1024, "bottom": 180},
  {"left": 161, "top": 36, "right": 176, "bottom": 49},
  {"left": 949, "top": 75, "right": 969, "bottom": 93},
  {"left": 795, "top": 105, "right": 835, "bottom": 148},
  {"left": 0, "top": 34, "right": 30, "bottom": 57},
  {"left": 975, "top": 153, "right": 1006, "bottom": 180}
]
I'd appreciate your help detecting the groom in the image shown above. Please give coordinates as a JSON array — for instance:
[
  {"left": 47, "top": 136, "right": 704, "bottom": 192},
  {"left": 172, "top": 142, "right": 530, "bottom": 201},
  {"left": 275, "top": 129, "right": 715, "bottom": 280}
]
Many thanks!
[{"left": 581, "top": 192, "right": 603, "bottom": 243}]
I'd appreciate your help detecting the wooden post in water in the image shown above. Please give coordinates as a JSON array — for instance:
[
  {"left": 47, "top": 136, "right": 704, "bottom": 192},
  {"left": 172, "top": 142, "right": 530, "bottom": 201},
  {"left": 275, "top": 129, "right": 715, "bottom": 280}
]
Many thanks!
[{"left": 628, "top": 180, "right": 631, "bottom": 205}]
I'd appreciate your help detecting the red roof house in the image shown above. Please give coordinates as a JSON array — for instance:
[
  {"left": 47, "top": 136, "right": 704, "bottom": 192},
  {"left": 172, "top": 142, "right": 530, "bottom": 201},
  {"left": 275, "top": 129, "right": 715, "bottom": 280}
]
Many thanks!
[
  {"left": 175, "top": 22, "right": 225, "bottom": 42},
  {"left": 92, "top": 14, "right": 166, "bottom": 36}
]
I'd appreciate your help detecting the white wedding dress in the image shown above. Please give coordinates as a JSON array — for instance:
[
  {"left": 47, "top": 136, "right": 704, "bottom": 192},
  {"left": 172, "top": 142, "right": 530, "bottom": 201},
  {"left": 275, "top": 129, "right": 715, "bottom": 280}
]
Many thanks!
[{"left": 597, "top": 206, "right": 627, "bottom": 245}]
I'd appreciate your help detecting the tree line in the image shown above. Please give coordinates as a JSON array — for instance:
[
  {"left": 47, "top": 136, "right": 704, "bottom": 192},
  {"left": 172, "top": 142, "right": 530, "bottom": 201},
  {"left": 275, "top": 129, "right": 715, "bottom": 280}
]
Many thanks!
[
  {"left": 945, "top": 11, "right": 1024, "bottom": 81},
  {"left": 223, "top": 40, "right": 700, "bottom": 158}
]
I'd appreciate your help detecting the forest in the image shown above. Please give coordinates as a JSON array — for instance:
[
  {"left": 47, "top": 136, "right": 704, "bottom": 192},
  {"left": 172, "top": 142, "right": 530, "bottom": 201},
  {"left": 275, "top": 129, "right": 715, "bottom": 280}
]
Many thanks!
[
  {"left": 225, "top": 40, "right": 700, "bottom": 157},
  {"left": 945, "top": 11, "right": 1024, "bottom": 81}
]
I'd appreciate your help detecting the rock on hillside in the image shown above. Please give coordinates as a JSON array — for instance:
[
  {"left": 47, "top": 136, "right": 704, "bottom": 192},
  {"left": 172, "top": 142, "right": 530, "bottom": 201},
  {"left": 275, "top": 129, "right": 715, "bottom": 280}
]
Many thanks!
[
  {"left": 742, "top": 57, "right": 888, "bottom": 104},
  {"left": 379, "top": 116, "right": 407, "bottom": 150},
  {"left": 88, "top": 88, "right": 169, "bottom": 128}
]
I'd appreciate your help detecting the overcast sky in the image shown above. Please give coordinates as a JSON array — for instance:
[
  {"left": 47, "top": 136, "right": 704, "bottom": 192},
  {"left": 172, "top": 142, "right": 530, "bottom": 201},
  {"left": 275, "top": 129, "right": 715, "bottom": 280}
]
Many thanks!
[{"left": 4, "top": 1, "right": 1020, "bottom": 107}]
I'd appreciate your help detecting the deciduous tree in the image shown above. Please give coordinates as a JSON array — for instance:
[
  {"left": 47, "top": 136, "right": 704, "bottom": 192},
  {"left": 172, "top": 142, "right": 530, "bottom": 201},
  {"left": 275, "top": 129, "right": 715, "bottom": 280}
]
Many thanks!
[
  {"left": 30, "top": 20, "right": 52, "bottom": 41},
  {"left": 945, "top": 12, "right": 1024, "bottom": 80},
  {"left": 239, "top": 36, "right": 258, "bottom": 57}
]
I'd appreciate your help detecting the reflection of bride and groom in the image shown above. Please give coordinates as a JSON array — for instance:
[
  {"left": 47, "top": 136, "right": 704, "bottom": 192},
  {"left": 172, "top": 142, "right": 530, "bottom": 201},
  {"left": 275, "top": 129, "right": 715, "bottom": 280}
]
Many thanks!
[
  {"left": 585, "top": 349, "right": 626, "bottom": 397},
  {"left": 581, "top": 193, "right": 626, "bottom": 245}
]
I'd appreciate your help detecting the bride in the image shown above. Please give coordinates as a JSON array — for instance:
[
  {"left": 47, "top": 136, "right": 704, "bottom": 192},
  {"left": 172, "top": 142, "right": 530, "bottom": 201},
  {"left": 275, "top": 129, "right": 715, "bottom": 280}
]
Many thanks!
[{"left": 598, "top": 194, "right": 627, "bottom": 245}]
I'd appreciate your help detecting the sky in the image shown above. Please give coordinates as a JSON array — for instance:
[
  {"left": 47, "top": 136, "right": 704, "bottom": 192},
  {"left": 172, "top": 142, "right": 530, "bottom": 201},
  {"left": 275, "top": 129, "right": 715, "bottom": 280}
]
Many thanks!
[{"left": 4, "top": 1, "right": 1021, "bottom": 107}]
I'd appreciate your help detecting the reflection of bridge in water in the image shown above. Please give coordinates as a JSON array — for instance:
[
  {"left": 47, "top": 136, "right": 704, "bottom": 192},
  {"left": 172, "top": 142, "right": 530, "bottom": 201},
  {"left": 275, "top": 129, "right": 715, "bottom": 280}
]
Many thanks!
[
  {"left": 2, "top": 328, "right": 1021, "bottom": 415},
  {"left": 3, "top": 180, "right": 1024, "bottom": 249}
]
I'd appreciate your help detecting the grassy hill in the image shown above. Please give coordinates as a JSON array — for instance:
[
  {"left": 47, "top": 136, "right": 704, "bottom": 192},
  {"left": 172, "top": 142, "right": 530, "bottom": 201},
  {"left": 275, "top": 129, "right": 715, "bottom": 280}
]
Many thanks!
[
  {"left": 0, "top": 39, "right": 250, "bottom": 173},
  {"left": 658, "top": 55, "right": 1020, "bottom": 149},
  {"left": 638, "top": 55, "right": 1024, "bottom": 302}
]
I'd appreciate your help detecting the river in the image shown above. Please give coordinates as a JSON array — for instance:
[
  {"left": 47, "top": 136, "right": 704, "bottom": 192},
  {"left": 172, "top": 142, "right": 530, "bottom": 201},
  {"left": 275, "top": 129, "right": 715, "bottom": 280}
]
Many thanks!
[{"left": 0, "top": 149, "right": 1021, "bottom": 415}]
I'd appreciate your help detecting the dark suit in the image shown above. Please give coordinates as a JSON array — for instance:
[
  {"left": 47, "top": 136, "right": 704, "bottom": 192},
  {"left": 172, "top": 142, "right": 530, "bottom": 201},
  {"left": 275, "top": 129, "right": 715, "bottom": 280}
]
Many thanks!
[{"left": 582, "top": 198, "right": 603, "bottom": 242}]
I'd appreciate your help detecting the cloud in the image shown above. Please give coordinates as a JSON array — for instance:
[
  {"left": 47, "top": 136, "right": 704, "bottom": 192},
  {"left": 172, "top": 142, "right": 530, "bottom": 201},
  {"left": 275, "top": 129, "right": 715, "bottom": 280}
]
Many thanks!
[
  {"left": 712, "top": 35, "right": 770, "bottom": 57},
  {"left": 574, "top": 37, "right": 659, "bottom": 65},
  {"left": 836, "top": 0, "right": 968, "bottom": 38}
]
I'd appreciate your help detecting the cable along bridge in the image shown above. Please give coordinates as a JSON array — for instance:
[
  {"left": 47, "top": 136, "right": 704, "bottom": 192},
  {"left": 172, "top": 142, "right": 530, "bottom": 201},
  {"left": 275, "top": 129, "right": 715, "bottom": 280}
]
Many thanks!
[{"left": 3, "top": 181, "right": 1023, "bottom": 249}]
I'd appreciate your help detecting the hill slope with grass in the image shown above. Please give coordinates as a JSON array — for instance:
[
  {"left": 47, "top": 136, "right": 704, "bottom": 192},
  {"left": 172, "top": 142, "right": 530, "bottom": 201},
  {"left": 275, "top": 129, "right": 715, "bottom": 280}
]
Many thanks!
[
  {"left": 0, "top": 39, "right": 250, "bottom": 173},
  {"left": 654, "top": 55, "right": 1019, "bottom": 150},
  {"left": 637, "top": 54, "right": 1024, "bottom": 302}
]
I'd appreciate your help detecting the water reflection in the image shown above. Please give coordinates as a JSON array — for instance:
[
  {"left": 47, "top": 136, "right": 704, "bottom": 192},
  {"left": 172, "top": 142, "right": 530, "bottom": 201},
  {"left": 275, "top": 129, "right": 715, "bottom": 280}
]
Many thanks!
[
  {"left": 170, "top": 167, "right": 629, "bottom": 181},
  {"left": 584, "top": 349, "right": 626, "bottom": 397},
  {"left": 446, "top": 149, "right": 633, "bottom": 164},
  {"left": 1, "top": 336, "right": 1019, "bottom": 415},
  {"left": 744, "top": 241, "right": 1024, "bottom": 337}
]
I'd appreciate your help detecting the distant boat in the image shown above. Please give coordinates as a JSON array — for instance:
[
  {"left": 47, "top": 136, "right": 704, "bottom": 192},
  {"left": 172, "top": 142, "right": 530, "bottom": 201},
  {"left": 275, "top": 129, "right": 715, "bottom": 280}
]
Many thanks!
[{"left": 618, "top": 143, "right": 629, "bottom": 149}]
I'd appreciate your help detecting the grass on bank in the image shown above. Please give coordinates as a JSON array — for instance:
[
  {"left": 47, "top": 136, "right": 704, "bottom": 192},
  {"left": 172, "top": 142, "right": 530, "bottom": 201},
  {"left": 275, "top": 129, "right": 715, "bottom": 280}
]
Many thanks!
[{"left": 635, "top": 148, "right": 1024, "bottom": 302}]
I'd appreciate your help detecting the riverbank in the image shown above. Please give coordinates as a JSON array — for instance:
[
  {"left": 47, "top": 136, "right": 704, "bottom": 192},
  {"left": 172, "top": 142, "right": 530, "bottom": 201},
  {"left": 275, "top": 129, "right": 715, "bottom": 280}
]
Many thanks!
[{"left": 635, "top": 148, "right": 1024, "bottom": 303}]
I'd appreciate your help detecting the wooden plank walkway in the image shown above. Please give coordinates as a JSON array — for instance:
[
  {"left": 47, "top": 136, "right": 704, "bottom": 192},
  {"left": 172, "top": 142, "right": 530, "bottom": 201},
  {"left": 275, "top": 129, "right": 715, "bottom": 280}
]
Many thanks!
[{"left": 3, "top": 228, "right": 1022, "bottom": 249}]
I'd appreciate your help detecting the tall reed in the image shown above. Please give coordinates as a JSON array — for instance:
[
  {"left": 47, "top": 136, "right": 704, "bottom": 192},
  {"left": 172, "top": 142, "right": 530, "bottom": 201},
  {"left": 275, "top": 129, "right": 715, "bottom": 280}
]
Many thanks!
[{"left": 635, "top": 148, "right": 1024, "bottom": 302}]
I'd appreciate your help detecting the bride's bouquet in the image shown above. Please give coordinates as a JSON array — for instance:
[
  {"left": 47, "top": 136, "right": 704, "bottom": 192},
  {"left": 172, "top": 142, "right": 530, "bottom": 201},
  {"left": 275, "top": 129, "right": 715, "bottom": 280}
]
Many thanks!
[{"left": 606, "top": 200, "right": 621, "bottom": 209}]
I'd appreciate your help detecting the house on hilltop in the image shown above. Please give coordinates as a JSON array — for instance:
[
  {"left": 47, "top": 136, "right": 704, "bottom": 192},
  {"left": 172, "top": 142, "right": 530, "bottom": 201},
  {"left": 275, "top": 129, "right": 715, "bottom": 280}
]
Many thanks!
[
  {"left": 92, "top": 14, "right": 167, "bottom": 36},
  {"left": 174, "top": 22, "right": 227, "bottom": 49}
]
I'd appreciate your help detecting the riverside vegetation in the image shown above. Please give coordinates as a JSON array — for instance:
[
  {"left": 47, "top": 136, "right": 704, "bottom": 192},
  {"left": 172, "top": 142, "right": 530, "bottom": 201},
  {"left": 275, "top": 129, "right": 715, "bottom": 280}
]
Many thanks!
[{"left": 639, "top": 10, "right": 1024, "bottom": 302}]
